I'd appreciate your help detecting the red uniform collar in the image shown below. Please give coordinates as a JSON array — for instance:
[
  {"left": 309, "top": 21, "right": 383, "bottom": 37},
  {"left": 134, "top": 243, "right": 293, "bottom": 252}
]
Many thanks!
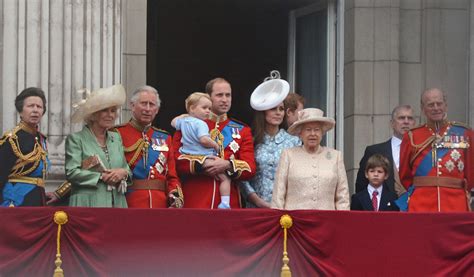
[
  {"left": 129, "top": 118, "right": 151, "bottom": 132},
  {"left": 425, "top": 120, "right": 449, "bottom": 132}
]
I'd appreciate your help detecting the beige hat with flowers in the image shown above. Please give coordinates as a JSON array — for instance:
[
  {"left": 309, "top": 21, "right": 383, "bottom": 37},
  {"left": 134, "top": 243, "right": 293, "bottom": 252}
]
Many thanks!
[
  {"left": 71, "top": 84, "right": 126, "bottom": 123},
  {"left": 287, "top": 108, "right": 335, "bottom": 135}
]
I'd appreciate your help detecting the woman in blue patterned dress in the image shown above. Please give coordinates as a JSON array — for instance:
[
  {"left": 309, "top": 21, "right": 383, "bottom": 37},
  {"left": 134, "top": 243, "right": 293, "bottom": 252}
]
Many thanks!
[{"left": 240, "top": 101, "right": 301, "bottom": 208}]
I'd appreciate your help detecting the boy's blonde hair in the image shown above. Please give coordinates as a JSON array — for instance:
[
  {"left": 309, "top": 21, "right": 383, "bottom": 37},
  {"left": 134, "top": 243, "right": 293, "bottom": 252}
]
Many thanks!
[
  {"left": 185, "top": 92, "right": 211, "bottom": 112},
  {"left": 365, "top": 154, "right": 390, "bottom": 176}
]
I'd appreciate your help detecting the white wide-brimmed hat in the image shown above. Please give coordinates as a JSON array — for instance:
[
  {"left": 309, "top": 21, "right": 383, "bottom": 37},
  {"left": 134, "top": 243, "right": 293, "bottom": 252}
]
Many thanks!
[
  {"left": 250, "top": 71, "right": 290, "bottom": 111},
  {"left": 71, "top": 84, "right": 126, "bottom": 123},
  {"left": 287, "top": 108, "right": 335, "bottom": 135}
]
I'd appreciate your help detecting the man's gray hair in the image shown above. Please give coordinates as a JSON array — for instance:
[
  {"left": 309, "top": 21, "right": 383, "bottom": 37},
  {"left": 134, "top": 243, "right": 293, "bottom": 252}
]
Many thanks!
[
  {"left": 130, "top": 85, "right": 161, "bottom": 107},
  {"left": 391, "top": 105, "right": 413, "bottom": 120},
  {"left": 420, "top": 88, "right": 447, "bottom": 106}
]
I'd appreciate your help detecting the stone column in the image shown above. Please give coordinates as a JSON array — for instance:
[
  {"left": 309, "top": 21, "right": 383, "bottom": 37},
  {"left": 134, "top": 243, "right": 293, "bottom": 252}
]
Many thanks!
[
  {"left": 345, "top": 0, "right": 470, "bottom": 191},
  {"left": 400, "top": 0, "right": 470, "bottom": 122},
  {"left": 0, "top": 0, "right": 123, "bottom": 184},
  {"left": 471, "top": 0, "right": 474, "bottom": 125},
  {"left": 121, "top": 0, "right": 147, "bottom": 121},
  {"left": 344, "top": 0, "right": 401, "bottom": 192}
]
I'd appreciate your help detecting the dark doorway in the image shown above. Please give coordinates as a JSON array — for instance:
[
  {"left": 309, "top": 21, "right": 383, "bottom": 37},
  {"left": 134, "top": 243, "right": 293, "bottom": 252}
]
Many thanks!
[{"left": 147, "top": 0, "right": 317, "bottom": 132}]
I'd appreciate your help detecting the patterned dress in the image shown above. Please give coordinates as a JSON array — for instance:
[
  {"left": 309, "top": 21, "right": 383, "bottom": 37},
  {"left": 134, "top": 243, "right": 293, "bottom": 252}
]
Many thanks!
[{"left": 240, "top": 129, "right": 300, "bottom": 208}]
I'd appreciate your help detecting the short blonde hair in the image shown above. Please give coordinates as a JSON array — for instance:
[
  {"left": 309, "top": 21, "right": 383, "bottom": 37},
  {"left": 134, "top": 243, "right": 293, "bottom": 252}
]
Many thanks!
[{"left": 185, "top": 92, "right": 211, "bottom": 112}]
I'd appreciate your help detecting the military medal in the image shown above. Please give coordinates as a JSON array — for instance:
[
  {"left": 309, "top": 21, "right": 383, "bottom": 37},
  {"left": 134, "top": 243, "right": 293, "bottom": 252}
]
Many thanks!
[
  {"left": 149, "top": 136, "right": 158, "bottom": 151},
  {"left": 450, "top": 149, "right": 460, "bottom": 161},
  {"left": 155, "top": 138, "right": 169, "bottom": 151},
  {"left": 158, "top": 152, "right": 167, "bottom": 165},
  {"left": 229, "top": 140, "right": 240, "bottom": 153},
  {"left": 155, "top": 162, "right": 164, "bottom": 174},
  {"left": 444, "top": 160, "right": 455, "bottom": 172},
  {"left": 457, "top": 160, "right": 464, "bottom": 171},
  {"left": 459, "top": 136, "right": 466, "bottom": 148},
  {"left": 231, "top": 128, "right": 241, "bottom": 139},
  {"left": 453, "top": 135, "right": 460, "bottom": 148}
]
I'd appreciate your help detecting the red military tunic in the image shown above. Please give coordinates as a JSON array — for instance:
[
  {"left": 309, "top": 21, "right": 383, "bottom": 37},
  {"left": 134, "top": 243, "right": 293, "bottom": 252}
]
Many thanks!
[
  {"left": 115, "top": 120, "right": 183, "bottom": 208},
  {"left": 399, "top": 121, "right": 474, "bottom": 211},
  {"left": 172, "top": 113, "right": 256, "bottom": 208}
]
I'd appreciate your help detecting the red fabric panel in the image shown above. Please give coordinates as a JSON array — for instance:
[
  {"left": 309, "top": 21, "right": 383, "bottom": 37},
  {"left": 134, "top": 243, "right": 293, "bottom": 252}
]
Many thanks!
[{"left": 0, "top": 208, "right": 473, "bottom": 276}]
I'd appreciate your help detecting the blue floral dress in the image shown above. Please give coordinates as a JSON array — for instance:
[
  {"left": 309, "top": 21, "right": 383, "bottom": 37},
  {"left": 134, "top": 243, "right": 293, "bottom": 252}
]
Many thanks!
[{"left": 240, "top": 129, "right": 300, "bottom": 208}]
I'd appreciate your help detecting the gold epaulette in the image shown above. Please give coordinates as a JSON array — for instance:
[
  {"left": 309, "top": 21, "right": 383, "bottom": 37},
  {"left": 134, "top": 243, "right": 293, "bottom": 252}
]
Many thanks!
[
  {"left": 408, "top": 124, "right": 425, "bottom": 132},
  {"left": 151, "top": 126, "right": 169, "bottom": 134},
  {"left": 0, "top": 125, "right": 21, "bottom": 146},
  {"left": 450, "top": 121, "right": 471, "bottom": 129},
  {"left": 229, "top": 118, "right": 249, "bottom": 127}
]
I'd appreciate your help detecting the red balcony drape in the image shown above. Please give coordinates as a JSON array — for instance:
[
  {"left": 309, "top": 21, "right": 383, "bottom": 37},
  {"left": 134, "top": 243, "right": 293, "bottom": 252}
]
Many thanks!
[{"left": 0, "top": 208, "right": 472, "bottom": 276}]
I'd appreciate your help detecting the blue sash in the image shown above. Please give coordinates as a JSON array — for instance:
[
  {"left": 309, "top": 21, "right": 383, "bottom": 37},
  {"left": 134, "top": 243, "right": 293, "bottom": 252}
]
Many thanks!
[
  {"left": 396, "top": 125, "right": 467, "bottom": 211},
  {"left": 1, "top": 158, "right": 49, "bottom": 207},
  {"left": 220, "top": 120, "right": 244, "bottom": 149},
  {"left": 132, "top": 130, "right": 168, "bottom": 180}
]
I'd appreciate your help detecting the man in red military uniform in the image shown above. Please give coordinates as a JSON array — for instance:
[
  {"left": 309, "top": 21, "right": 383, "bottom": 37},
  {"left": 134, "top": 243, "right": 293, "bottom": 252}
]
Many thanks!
[
  {"left": 399, "top": 88, "right": 473, "bottom": 211},
  {"left": 115, "top": 86, "right": 183, "bottom": 208},
  {"left": 51, "top": 86, "right": 183, "bottom": 208},
  {"left": 173, "top": 78, "right": 256, "bottom": 208}
]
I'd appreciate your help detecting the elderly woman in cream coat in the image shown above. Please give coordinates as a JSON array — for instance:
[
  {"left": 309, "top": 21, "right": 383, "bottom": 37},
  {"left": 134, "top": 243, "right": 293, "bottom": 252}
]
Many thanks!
[{"left": 271, "top": 108, "right": 350, "bottom": 210}]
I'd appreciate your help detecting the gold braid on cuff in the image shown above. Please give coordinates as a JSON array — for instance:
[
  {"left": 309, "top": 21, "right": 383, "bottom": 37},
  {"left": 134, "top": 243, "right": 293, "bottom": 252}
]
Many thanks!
[
  {"left": 177, "top": 154, "right": 207, "bottom": 174},
  {"left": 229, "top": 159, "right": 251, "bottom": 178}
]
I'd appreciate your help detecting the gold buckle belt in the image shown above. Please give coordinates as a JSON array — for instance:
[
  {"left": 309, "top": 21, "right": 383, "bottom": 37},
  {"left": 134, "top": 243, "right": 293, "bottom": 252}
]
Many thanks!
[
  {"left": 130, "top": 179, "right": 165, "bottom": 191},
  {"left": 8, "top": 177, "right": 45, "bottom": 188},
  {"left": 413, "top": 176, "right": 464, "bottom": 189}
]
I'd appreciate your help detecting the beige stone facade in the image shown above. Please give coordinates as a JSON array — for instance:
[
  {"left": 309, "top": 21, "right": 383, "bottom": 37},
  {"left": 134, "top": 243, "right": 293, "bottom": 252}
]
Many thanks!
[
  {"left": 344, "top": 0, "right": 473, "bottom": 192},
  {"left": 0, "top": 0, "right": 472, "bottom": 194}
]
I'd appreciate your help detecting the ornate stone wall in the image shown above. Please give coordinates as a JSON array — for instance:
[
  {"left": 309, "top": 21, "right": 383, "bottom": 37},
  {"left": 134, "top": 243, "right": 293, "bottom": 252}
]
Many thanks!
[
  {"left": 0, "top": 0, "right": 123, "bottom": 180},
  {"left": 344, "top": 0, "right": 472, "bottom": 192}
]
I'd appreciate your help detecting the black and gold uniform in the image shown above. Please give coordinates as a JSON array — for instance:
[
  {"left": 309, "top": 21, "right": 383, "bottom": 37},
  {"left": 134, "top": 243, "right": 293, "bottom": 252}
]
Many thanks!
[{"left": 0, "top": 121, "right": 49, "bottom": 207}]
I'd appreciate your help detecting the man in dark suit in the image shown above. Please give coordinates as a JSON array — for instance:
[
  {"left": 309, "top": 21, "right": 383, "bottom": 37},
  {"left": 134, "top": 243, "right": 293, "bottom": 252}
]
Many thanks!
[
  {"left": 351, "top": 154, "right": 399, "bottom": 211},
  {"left": 355, "top": 105, "right": 415, "bottom": 196}
]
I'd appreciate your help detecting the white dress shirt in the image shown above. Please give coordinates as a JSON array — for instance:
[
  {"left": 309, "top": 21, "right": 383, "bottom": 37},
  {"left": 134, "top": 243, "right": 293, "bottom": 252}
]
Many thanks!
[{"left": 391, "top": 136, "right": 402, "bottom": 170}]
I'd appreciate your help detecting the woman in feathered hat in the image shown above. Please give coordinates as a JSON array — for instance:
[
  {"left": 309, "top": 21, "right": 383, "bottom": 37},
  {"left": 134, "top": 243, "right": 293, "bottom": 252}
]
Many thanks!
[
  {"left": 66, "top": 85, "right": 131, "bottom": 207},
  {"left": 271, "top": 108, "right": 350, "bottom": 210}
]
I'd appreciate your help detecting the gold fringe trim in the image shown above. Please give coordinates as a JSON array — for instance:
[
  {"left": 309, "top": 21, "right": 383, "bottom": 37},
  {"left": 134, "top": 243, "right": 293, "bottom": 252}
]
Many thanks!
[
  {"left": 280, "top": 214, "right": 293, "bottom": 277},
  {"left": 209, "top": 127, "right": 224, "bottom": 158},
  {"left": 178, "top": 154, "right": 207, "bottom": 174},
  {"left": 2, "top": 122, "right": 48, "bottom": 180},
  {"left": 53, "top": 211, "right": 68, "bottom": 277},
  {"left": 408, "top": 129, "right": 436, "bottom": 166},
  {"left": 123, "top": 139, "right": 147, "bottom": 167}
]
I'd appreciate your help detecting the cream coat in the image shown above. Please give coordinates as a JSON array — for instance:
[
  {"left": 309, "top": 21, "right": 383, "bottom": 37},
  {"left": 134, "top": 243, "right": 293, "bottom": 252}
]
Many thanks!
[{"left": 271, "top": 146, "right": 350, "bottom": 210}]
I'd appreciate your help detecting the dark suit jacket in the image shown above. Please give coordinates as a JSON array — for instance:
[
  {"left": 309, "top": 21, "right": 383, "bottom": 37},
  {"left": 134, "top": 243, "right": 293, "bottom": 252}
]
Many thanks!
[
  {"left": 350, "top": 185, "right": 399, "bottom": 211},
  {"left": 355, "top": 139, "right": 396, "bottom": 193}
]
